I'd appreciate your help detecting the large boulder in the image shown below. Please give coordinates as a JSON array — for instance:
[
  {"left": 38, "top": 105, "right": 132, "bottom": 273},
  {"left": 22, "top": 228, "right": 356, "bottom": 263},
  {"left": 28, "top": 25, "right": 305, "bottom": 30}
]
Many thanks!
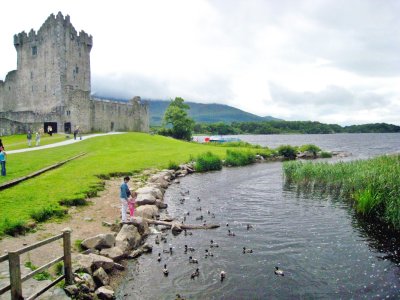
[
  {"left": 81, "top": 234, "right": 115, "bottom": 250},
  {"left": 155, "top": 199, "right": 168, "bottom": 209},
  {"left": 81, "top": 273, "right": 96, "bottom": 292},
  {"left": 115, "top": 224, "right": 141, "bottom": 253},
  {"left": 135, "top": 194, "right": 156, "bottom": 206},
  {"left": 136, "top": 186, "right": 163, "bottom": 199},
  {"left": 100, "top": 247, "right": 125, "bottom": 261},
  {"left": 73, "top": 253, "right": 115, "bottom": 273},
  {"left": 129, "top": 216, "right": 150, "bottom": 235},
  {"left": 135, "top": 205, "right": 159, "bottom": 219}
]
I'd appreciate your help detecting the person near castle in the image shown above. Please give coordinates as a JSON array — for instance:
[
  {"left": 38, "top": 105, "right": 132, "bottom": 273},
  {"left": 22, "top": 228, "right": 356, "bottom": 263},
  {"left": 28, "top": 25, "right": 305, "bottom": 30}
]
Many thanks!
[
  {"left": 0, "top": 147, "right": 6, "bottom": 176},
  {"left": 48, "top": 126, "right": 53, "bottom": 136},
  {"left": 128, "top": 191, "right": 137, "bottom": 219},
  {"left": 120, "top": 176, "right": 131, "bottom": 222},
  {"left": 73, "top": 126, "right": 79, "bottom": 140},
  {"left": 0, "top": 139, "right": 4, "bottom": 151},
  {"left": 27, "top": 130, "right": 32, "bottom": 147},
  {"left": 35, "top": 131, "right": 41, "bottom": 146}
]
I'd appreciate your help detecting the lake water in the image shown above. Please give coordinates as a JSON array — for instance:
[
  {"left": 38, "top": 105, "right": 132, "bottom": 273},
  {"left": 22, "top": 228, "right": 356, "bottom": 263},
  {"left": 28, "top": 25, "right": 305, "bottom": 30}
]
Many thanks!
[{"left": 116, "top": 133, "right": 400, "bottom": 299}]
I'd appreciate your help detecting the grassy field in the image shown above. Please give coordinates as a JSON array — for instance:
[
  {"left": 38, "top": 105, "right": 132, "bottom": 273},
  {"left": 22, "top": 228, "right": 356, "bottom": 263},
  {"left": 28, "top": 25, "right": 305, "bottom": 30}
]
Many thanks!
[
  {"left": 0, "top": 132, "right": 244, "bottom": 236},
  {"left": 283, "top": 155, "right": 400, "bottom": 230},
  {"left": 1, "top": 133, "right": 69, "bottom": 150}
]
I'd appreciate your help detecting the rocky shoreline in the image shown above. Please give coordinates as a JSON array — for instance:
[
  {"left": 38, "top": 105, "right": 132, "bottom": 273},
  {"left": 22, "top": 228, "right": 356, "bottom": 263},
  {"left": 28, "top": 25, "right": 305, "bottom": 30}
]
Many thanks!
[{"left": 63, "top": 164, "right": 196, "bottom": 299}]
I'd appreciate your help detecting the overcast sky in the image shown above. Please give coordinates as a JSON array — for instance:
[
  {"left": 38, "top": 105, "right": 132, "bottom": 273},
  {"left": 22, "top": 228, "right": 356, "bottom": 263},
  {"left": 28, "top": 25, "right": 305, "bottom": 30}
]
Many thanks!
[{"left": 1, "top": 0, "right": 399, "bottom": 125}]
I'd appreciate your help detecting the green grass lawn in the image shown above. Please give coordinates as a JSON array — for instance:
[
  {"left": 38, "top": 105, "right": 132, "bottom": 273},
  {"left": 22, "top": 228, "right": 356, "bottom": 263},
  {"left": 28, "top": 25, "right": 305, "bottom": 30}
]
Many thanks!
[
  {"left": 0, "top": 132, "right": 236, "bottom": 236},
  {"left": 1, "top": 133, "right": 69, "bottom": 150}
]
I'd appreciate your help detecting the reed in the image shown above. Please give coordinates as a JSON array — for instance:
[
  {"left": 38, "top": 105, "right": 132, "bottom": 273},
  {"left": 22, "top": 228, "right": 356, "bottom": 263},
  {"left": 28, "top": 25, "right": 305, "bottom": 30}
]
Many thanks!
[
  {"left": 224, "top": 149, "right": 256, "bottom": 167},
  {"left": 283, "top": 155, "right": 400, "bottom": 229},
  {"left": 194, "top": 152, "right": 223, "bottom": 172}
]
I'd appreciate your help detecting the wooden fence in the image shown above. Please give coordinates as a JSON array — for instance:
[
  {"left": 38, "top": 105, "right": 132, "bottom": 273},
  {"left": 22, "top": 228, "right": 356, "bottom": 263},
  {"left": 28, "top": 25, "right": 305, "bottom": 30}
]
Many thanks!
[{"left": 0, "top": 229, "right": 73, "bottom": 300}]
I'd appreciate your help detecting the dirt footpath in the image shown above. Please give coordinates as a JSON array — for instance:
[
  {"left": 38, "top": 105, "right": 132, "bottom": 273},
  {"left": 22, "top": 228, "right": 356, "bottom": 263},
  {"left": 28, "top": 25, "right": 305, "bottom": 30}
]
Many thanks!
[{"left": 0, "top": 177, "right": 143, "bottom": 267}]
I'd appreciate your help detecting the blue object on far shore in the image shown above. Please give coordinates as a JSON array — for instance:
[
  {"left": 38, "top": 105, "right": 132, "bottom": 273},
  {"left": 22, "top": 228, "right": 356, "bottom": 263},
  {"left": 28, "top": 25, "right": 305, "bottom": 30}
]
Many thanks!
[{"left": 209, "top": 136, "right": 241, "bottom": 143}]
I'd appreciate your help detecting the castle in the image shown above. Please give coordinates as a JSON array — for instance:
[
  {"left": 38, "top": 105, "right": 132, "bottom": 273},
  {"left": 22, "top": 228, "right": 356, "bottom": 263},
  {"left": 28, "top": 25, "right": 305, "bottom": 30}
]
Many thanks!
[{"left": 0, "top": 12, "right": 149, "bottom": 135}]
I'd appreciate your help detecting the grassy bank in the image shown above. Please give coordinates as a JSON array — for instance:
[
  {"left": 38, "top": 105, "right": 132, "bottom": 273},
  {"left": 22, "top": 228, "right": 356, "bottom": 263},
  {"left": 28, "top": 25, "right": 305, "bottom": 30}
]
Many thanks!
[
  {"left": 0, "top": 133, "right": 233, "bottom": 236},
  {"left": 1, "top": 133, "right": 68, "bottom": 151},
  {"left": 283, "top": 155, "right": 400, "bottom": 229}
]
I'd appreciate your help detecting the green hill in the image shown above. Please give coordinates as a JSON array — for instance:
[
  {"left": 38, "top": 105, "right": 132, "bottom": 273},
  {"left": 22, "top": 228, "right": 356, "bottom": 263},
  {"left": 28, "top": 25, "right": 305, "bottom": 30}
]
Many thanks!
[{"left": 147, "top": 100, "right": 280, "bottom": 125}]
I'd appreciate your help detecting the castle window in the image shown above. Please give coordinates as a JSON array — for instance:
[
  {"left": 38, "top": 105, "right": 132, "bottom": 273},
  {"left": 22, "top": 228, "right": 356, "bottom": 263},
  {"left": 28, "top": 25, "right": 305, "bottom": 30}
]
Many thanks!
[{"left": 32, "top": 46, "right": 37, "bottom": 55}]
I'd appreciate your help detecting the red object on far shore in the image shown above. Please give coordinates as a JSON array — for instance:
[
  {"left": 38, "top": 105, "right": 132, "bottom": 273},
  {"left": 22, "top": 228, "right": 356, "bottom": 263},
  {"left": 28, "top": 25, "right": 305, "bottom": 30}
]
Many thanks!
[{"left": 205, "top": 137, "right": 210, "bottom": 142}]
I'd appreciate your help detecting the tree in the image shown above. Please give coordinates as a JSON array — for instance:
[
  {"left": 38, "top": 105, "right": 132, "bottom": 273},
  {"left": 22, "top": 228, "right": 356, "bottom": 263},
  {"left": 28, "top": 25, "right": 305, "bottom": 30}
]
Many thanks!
[{"left": 162, "top": 97, "right": 194, "bottom": 141}]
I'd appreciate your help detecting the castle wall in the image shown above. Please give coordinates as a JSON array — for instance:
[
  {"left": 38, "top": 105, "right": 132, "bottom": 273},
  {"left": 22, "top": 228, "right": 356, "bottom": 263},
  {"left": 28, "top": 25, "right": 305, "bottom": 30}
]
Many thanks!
[{"left": 0, "top": 12, "right": 149, "bottom": 136}]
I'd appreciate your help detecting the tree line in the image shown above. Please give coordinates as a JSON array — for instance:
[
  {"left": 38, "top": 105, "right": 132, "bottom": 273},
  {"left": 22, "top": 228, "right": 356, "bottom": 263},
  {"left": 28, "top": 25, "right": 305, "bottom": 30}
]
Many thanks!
[{"left": 156, "top": 97, "right": 400, "bottom": 140}]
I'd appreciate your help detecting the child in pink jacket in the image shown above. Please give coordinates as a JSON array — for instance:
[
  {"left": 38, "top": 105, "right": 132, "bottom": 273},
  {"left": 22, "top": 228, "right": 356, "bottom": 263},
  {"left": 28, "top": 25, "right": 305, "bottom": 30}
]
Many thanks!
[{"left": 128, "top": 191, "right": 137, "bottom": 219}]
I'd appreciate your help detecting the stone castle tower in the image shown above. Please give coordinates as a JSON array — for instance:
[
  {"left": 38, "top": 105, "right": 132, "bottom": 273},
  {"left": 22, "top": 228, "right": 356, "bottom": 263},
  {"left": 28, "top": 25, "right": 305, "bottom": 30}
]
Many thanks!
[{"left": 0, "top": 12, "right": 149, "bottom": 135}]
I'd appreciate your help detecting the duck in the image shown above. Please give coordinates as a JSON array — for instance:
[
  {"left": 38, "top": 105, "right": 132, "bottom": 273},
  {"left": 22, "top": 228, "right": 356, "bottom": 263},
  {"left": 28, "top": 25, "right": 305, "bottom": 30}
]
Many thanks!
[
  {"left": 157, "top": 253, "right": 162, "bottom": 262},
  {"left": 226, "top": 223, "right": 229, "bottom": 227},
  {"left": 207, "top": 210, "right": 210, "bottom": 215},
  {"left": 274, "top": 266, "right": 284, "bottom": 276},
  {"left": 175, "top": 294, "right": 186, "bottom": 300},
  {"left": 184, "top": 229, "right": 193, "bottom": 236},
  {"left": 189, "top": 256, "right": 199, "bottom": 264},
  {"left": 210, "top": 240, "right": 219, "bottom": 248},
  {"left": 155, "top": 235, "right": 160, "bottom": 244},
  {"left": 185, "top": 245, "right": 195, "bottom": 252},
  {"left": 243, "top": 247, "right": 253, "bottom": 254},
  {"left": 163, "top": 264, "right": 169, "bottom": 276},
  {"left": 205, "top": 249, "right": 214, "bottom": 258},
  {"left": 246, "top": 224, "right": 254, "bottom": 230},
  {"left": 220, "top": 271, "right": 226, "bottom": 281},
  {"left": 228, "top": 229, "right": 236, "bottom": 237},
  {"left": 211, "top": 213, "right": 216, "bottom": 219},
  {"left": 195, "top": 215, "right": 204, "bottom": 221},
  {"left": 197, "top": 197, "right": 201, "bottom": 202},
  {"left": 191, "top": 268, "right": 200, "bottom": 279},
  {"left": 196, "top": 207, "right": 202, "bottom": 211},
  {"left": 183, "top": 216, "right": 186, "bottom": 221}
]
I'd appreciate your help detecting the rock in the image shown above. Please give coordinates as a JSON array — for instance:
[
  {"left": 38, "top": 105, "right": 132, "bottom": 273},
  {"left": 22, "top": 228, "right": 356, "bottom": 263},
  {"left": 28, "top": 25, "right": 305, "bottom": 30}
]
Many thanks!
[
  {"left": 93, "top": 267, "right": 110, "bottom": 287},
  {"left": 44, "top": 287, "right": 70, "bottom": 300},
  {"left": 81, "top": 233, "right": 115, "bottom": 250},
  {"left": 81, "top": 273, "right": 96, "bottom": 292},
  {"left": 113, "top": 263, "right": 125, "bottom": 270},
  {"left": 141, "top": 242, "right": 153, "bottom": 253},
  {"left": 148, "top": 176, "right": 170, "bottom": 189},
  {"left": 95, "top": 286, "right": 115, "bottom": 300},
  {"left": 135, "top": 195, "right": 156, "bottom": 206},
  {"left": 64, "top": 284, "right": 79, "bottom": 297},
  {"left": 88, "top": 253, "right": 115, "bottom": 272},
  {"left": 174, "top": 179, "right": 180, "bottom": 184},
  {"left": 171, "top": 221, "right": 183, "bottom": 234},
  {"left": 84, "top": 217, "right": 94, "bottom": 221},
  {"left": 155, "top": 200, "right": 168, "bottom": 209},
  {"left": 100, "top": 246, "right": 125, "bottom": 261},
  {"left": 129, "top": 216, "right": 149, "bottom": 235},
  {"left": 74, "top": 253, "right": 115, "bottom": 273},
  {"left": 297, "top": 151, "right": 316, "bottom": 159},
  {"left": 102, "top": 221, "right": 112, "bottom": 227},
  {"left": 136, "top": 186, "right": 163, "bottom": 199},
  {"left": 115, "top": 225, "right": 141, "bottom": 253},
  {"left": 135, "top": 205, "right": 159, "bottom": 219},
  {"left": 127, "top": 243, "right": 152, "bottom": 259}
]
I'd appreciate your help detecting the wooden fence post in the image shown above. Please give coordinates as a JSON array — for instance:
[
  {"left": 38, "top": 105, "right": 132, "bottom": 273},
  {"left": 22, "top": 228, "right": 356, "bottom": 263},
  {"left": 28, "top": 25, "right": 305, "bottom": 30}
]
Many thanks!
[
  {"left": 62, "top": 228, "right": 73, "bottom": 285},
  {"left": 8, "top": 251, "right": 22, "bottom": 300}
]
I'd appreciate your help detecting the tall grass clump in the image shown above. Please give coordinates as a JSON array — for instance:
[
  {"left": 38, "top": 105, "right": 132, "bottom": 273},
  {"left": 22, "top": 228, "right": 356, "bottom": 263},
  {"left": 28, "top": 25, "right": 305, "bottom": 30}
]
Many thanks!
[
  {"left": 30, "top": 206, "right": 67, "bottom": 223},
  {"left": 195, "top": 152, "right": 222, "bottom": 172},
  {"left": 283, "top": 155, "right": 400, "bottom": 229},
  {"left": 277, "top": 145, "right": 298, "bottom": 160},
  {"left": 224, "top": 149, "right": 256, "bottom": 167}
]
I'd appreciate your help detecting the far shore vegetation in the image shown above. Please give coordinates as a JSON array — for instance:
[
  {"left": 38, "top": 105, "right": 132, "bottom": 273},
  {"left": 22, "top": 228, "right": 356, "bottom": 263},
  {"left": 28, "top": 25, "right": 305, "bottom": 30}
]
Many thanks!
[
  {"left": 189, "top": 121, "right": 400, "bottom": 135},
  {"left": 283, "top": 155, "right": 400, "bottom": 230}
]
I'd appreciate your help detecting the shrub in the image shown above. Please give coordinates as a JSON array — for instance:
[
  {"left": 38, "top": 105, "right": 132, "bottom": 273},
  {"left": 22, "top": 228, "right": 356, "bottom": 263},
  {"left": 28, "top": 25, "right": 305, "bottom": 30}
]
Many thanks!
[
  {"left": 195, "top": 152, "right": 222, "bottom": 172},
  {"left": 74, "top": 239, "right": 85, "bottom": 252},
  {"left": 298, "top": 144, "right": 321, "bottom": 154},
  {"left": 277, "top": 145, "right": 298, "bottom": 159},
  {"left": 2, "top": 219, "right": 27, "bottom": 236},
  {"left": 320, "top": 151, "right": 333, "bottom": 158},
  {"left": 30, "top": 206, "right": 67, "bottom": 223},
  {"left": 224, "top": 150, "right": 256, "bottom": 167},
  {"left": 59, "top": 198, "right": 87, "bottom": 206},
  {"left": 168, "top": 161, "right": 180, "bottom": 170}
]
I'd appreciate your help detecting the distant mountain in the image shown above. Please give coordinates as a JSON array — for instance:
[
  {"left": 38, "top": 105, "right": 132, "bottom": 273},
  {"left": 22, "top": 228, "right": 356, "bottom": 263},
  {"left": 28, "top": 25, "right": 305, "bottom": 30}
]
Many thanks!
[
  {"left": 147, "top": 100, "right": 280, "bottom": 125},
  {"left": 92, "top": 95, "right": 280, "bottom": 125}
]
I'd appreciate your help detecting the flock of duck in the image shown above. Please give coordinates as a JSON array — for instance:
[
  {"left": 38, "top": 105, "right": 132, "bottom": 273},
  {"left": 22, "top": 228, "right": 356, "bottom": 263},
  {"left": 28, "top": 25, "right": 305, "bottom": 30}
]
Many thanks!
[{"left": 153, "top": 188, "right": 285, "bottom": 288}]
